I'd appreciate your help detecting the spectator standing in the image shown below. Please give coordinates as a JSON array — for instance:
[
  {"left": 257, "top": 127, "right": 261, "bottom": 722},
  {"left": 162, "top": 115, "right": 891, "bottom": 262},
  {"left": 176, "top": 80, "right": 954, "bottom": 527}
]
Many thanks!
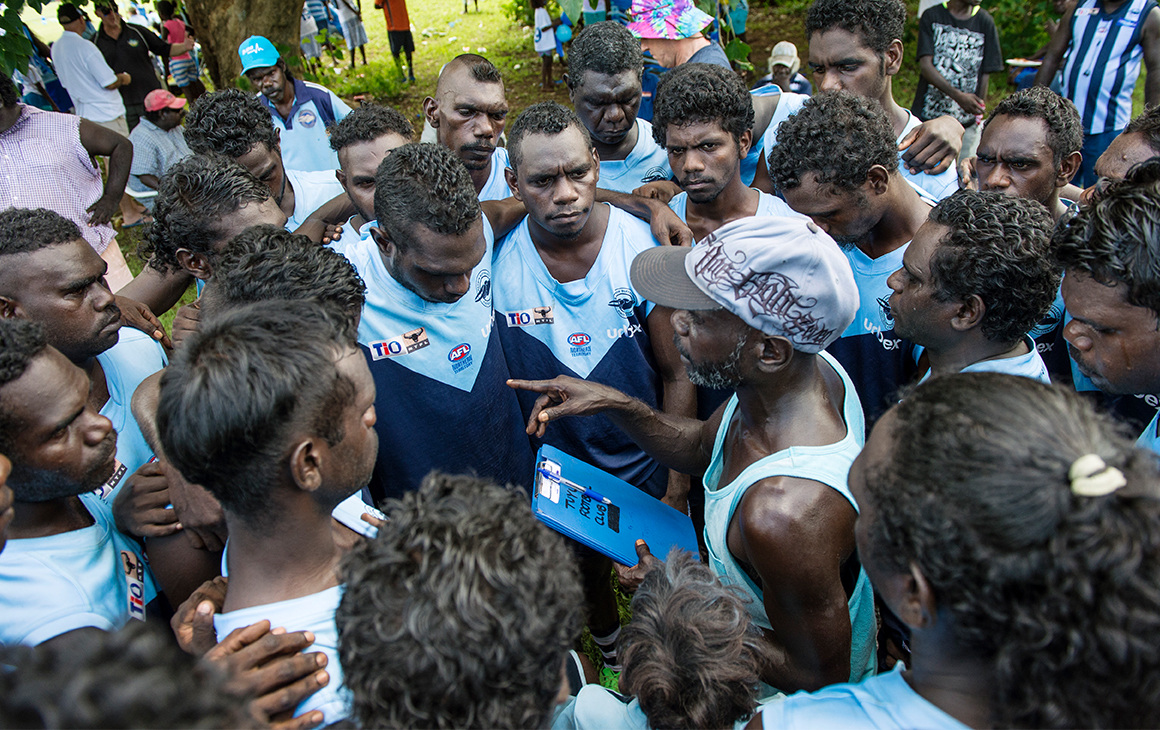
[
  {"left": 334, "top": 0, "right": 369, "bottom": 68},
  {"left": 52, "top": 4, "right": 131, "bottom": 134},
  {"left": 93, "top": 1, "right": 193, "bottom": 131},
  {"left": 1036, "top": 0, "right": 1160, "bottom": 186},
  {"left": 627, "top": 0, "right": 730, "bottom": 69},
  {"left": 128, "top": 89, "right": 191, "bottom": 204},
  {"left": 532, "top": 0, "right": 559, "bottom": 92},
  {"left": 376, "top": 0, "right": 416, "bottom": 83},
  {"left": 238, "top": 36, "right": 352, "bottom": 172},
  {"left": 157, "top": 1, "right": 205, "bottom": 103},
  {"left": 912, "top": 0, "right": 1003, "bottom": 161}
]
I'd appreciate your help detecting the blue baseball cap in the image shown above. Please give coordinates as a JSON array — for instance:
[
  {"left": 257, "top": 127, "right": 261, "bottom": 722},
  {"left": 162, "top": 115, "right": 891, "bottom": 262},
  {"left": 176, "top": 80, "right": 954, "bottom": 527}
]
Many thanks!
[{"left": 238, "top": 35, "right": 281, "bottom": 74}]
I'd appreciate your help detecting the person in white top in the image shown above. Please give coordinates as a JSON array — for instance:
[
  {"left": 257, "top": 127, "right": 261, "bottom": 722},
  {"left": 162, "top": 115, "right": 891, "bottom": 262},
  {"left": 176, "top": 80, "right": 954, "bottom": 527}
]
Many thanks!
[
  {"left": 887, "top": 190, "right": 1058, "bottom": 383},
  {"left": 52, "top": 3, "right": 130, "bottom": 129}
]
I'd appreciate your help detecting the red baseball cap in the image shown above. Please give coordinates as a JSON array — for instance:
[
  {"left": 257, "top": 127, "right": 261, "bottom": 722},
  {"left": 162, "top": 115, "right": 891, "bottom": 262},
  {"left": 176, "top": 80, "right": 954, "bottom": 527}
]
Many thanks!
[{"left": 144, "top": 89, "right": 187, "bottom": 113}]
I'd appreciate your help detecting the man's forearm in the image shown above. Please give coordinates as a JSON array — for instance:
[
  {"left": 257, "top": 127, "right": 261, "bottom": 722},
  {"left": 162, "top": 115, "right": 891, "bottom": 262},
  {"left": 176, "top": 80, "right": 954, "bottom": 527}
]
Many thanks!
[
  {"left": 604, "top": 393, "right": 710, "bottom": 475},
  {"left": 596, "top": 188, "right": 660, "bottom": 222},
  {"left": 104, "top": 137, "right": 134, "bottom": 202}
]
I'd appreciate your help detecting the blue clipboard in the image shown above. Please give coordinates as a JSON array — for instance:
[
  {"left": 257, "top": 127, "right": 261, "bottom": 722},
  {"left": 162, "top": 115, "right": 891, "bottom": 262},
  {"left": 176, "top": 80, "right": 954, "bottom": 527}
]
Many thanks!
[{"left": 531, "top": 444, "right": 701, "bottom": 566}]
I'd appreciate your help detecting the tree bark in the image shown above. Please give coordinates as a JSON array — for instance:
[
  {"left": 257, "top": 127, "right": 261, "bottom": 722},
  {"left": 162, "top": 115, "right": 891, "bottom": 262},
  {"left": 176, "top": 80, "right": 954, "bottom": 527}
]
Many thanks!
[{"left": 185, "top": 0, "right": 304, "bottom": 89}]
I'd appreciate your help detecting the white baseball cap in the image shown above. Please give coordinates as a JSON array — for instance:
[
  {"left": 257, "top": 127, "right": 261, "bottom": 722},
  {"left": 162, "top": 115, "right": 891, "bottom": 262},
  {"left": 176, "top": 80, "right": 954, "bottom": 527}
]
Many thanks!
[{"left": 631, "top": 217, "right": 857, "bottom": 353}]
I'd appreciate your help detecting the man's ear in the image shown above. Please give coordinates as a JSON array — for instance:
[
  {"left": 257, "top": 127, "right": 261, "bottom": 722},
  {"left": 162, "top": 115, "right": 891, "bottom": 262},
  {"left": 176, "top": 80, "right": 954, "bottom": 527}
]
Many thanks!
[
  {"left": 289, "top": 437, "right": 324, "bottom": 493},
  {"left": 0, "top": 296, "right": 21, "bottom": 319},
  {"left": 1058, "top": 150, "right": 1083, "bottom": 188},
  {"left": 422, "top": 97, "right": 439, "bottom": 128},
  {"left": 504, "top": 167, "right": 523, "bottom": 202},
  {"left": 756, "top": 334, "right": 794, "bottom": 371},
  {"left": 738, "top": 129, "right": 753, "bottom": 160},
  {"left": 369, "top": 226, "right": 395, "bottom": 258},
  {"left": 866, "top": 165, "right": 891, "bottom": 195},
  {"left": 175, "top": 249, "right": 213, "bottom": 281},
  {"left": 949, "top": 293, "right": 985, "bottom": 332},
  {"left": 335, "top": 168, "right": 347, "bottom": 189},
  {"left": 884, "top": 39, "right": 904, "bottom": 76}
]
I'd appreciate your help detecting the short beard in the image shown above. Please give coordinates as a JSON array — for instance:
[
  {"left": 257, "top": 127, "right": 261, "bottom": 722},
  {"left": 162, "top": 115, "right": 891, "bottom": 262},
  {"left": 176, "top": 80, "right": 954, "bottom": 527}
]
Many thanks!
[
  {"left": 678, "top": 331, "right": 748, "bottom": 390},
  {"left": 9, "top": 431, "right": 116, "bottom": 502}
]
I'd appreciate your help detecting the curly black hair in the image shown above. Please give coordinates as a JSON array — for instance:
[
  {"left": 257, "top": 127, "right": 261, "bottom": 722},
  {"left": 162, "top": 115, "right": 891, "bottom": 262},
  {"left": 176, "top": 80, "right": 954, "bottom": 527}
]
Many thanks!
[
  {"left": 651, "top": 63, "right": 754, "bottom": 149},
  {"left": 507, "top": 101, "right": 592, "bottom": 172},
  {"left": 0, "top": 319, "right": 47, "bottom": 454},
  {"left": 184, "top": 88, "right": 280, "bottom": 159},
  {"left": 0, "top": 622, "right": 261, "bottom": 728},
  {"left": 0, "top": 74, "right": 18, "bottom": 108},
  {"left": 329, "top": 102, "right": 414, "bottom": 153},
  {"left": 566, "top": 21, "right": 643, "bottom": 87},
  {"left": 863, "top": 372, "right": 1160, "bottom": 728},
  {"left": 1052, "top": 158, "right": 1160, "bottom": 319},
  {"left": 620, "top": 549, "right": 774, "bottom": 730},
  {"left": 767, "top": 91, "right": 898, "bottom": 192},
  {"left": 337, "top": 471, "right": 583, "bottom": 729},
  {"left": 203, "top": 224, "right": 366, "bottom": 340},
  {"left": 158, "top": 300, "right": 356, "bottom": 528},
  {"left": 805, "top": 0, "right": 906, "bottom": 55},
  {"left": 0, "top": 207, "right": 83, "bottom": 258},
  {"left": 926, "top": 190, "right": 1060, "bottom": 344},
  {"left": 986, "top": 87, "right": 1082, "bottom": 167},
  {"left": 1126, "top": 104, "right": 1160, "bottom": 156},
  {"left": 144, "top": 153, "right": 271, "bottom": 274},
  {"left": 373, "top": 143, "right": 481, "bottom": 250}
]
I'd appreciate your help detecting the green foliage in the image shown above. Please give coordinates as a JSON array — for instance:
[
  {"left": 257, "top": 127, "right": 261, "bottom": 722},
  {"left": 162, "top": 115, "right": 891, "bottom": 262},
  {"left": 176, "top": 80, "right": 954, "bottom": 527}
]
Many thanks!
[
  {"left": 0, "top": 0, "right": 44, "bottom": 77},
  {"left": 501, "top": 0, "right": 560, "bottom": 27},
  {"left": 320, "top": 58, "right": 405, "bottom": 98},
  {"left": 986, "top": 0, "right": 1055, "bottom": 60},
  {"left": 725, "top": 37, "right": 753, "bottom": 71}
]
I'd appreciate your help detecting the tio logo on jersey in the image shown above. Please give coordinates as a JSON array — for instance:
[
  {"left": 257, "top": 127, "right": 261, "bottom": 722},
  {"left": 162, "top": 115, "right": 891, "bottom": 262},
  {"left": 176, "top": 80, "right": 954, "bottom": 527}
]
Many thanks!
[{"left": 505, "top": 306, "right": 554, "bottom": 326}]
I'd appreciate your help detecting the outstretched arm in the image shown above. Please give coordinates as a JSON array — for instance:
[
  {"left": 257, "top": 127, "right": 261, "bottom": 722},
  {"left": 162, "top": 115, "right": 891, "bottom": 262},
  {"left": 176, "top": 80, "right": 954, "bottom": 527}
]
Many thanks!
[
  {"left": 648, "top": 305, "right": 696, "bottom": 508},
  {"left": 595, "top": 188, "right": 694, "bottom": 246},
  {"left": 507, "top": 375, "right": 722, "bottom": 475}
]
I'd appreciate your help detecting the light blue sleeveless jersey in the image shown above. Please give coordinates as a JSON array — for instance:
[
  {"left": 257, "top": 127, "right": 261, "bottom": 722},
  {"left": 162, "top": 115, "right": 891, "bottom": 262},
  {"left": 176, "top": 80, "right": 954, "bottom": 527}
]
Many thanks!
[
  {"left": 703, "top": 351, "right": 877, "bottom": 689},
  {"left": 479, "top": 146, "right": 513, "bottom": 202},
  {"left": 493, "top": 206, "right": 667, "bottom": 496},
  {"left": 0, "top": 492, "right": 159, "bottom": 645},
  {"left": 553, "top": 684, "right": 754, "bottom": 730}
]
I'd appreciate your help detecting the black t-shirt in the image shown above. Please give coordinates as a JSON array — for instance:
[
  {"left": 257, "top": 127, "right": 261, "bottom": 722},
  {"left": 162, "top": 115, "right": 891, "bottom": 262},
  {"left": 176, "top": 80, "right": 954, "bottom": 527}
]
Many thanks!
[
  {"left": 911, "top": 3, "right": 1004, "bottom": 125},
  {"left": 95, "top": 23, "right": 168, "bottom": 106}
]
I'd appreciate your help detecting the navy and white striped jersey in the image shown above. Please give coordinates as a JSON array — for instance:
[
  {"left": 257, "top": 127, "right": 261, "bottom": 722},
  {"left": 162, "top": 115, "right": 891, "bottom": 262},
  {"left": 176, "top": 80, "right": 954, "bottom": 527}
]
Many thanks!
[{"left": 1060, "top": 0, "right": 1156, "bottom": 134}]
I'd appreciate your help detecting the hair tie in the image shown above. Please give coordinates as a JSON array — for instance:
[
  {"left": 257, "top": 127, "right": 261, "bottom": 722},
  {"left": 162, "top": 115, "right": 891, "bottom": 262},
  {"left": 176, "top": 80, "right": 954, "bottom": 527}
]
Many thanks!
[{"left": 1069, "top": 454, "right": 1127, "bottom": 497}]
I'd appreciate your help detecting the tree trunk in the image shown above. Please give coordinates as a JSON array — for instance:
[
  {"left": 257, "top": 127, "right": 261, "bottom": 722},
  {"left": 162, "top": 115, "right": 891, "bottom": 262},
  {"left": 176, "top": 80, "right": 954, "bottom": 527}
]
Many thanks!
[{"left": 185, "top": 0, "right": 304, "bottom": 89}]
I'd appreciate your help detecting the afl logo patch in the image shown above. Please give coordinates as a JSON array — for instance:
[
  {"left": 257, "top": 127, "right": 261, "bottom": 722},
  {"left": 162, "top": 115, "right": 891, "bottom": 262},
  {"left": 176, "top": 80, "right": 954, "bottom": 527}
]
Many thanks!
[
  {"left": 448, "top": 343, "right": 471, "bottom": 362},
  {"left": 297, "top": 109, "right": 318, "bottom": 127},
  {"left": 568, "top": 332, "right": 590, "bottom": 346}
]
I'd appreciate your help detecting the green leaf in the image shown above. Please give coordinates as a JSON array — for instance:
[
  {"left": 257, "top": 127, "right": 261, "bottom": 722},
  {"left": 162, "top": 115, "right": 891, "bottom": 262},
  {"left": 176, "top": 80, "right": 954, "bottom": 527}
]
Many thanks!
[
  {"left": 557, "top": 0, "right": 581, "bottom": 25},
  {"left": 724, "top": 37, "right": 750, "bottom": 63}
]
